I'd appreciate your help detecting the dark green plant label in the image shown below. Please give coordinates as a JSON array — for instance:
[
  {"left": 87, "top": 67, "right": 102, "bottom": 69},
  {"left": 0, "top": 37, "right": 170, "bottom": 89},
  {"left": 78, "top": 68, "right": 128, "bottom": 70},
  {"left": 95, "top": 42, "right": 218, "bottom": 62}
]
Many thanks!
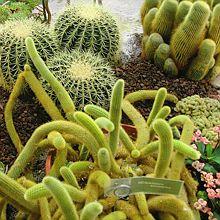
[{"left": 105, "top": 177, "right": 183, "bottom": 198}]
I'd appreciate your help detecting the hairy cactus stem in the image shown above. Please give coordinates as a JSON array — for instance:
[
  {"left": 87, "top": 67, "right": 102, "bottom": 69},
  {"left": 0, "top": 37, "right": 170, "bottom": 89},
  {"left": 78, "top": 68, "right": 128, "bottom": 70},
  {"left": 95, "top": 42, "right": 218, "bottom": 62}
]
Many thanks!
[
  {"left": 25, "top": 37, "right": 75, "bottom": 121},
  {"left": 7, "top": 121, "right": 100, "bottom": 179},
  {"left": 109, "top": 79, "right": 124, "bottom": 155},
  {"left": 84, "top": 104, "right": 136, "bottom": 154},
  {"left": 43, "top": 176, "right": 79, "bottom": 220},
  {"left": 74, "top": 112, "right": 122, "bottom": 175},
  {"left": 4, "top": 65, "right": 63, "bottom": 153},
  {"left": 0, "top": 172, "right": 39, "bottom": 214},
  {"left": 124, "top": 90, "right": 178, "bottom": 104},
  {"left": 102, "top": 211, "right": 127, "bottom": 220},
  {"left": 80, "top": 202, "right": 103, "bottom": 220},
  {"left": 169, "top": 115, "right": 194, "bottom": 179},
  {"left": 122, "top": 99, "right": 149, "bottom": 149}
]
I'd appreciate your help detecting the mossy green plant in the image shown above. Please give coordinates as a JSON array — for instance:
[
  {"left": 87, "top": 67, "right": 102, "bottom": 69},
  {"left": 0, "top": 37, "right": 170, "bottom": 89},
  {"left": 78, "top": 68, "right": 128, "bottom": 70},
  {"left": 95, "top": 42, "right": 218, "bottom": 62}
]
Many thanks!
[
  {"left": 54, "top": 4, "right": 120, "bottom": 61},
  {"left": 0, "top": 19, "right": 58, "bottom": 91}
]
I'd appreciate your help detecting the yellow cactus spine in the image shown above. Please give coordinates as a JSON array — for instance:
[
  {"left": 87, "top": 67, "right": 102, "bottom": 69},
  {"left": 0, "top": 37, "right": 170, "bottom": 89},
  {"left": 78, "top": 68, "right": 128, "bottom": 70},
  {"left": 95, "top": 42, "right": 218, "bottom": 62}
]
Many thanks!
[
  {"left": 151, "top": 0, "right": 178, "bottom": 41},
  {"left": 170, "top": 1, "right": 210, "bottom": 69},
  {"left": 143, "top": 8, "right": 158, "bottom": 36},
  {"left": 186, "top": 39, "right": 216, "bottom": 80},
  {"left": 208, "top": 4, "right": 220, "bottom": 55}
]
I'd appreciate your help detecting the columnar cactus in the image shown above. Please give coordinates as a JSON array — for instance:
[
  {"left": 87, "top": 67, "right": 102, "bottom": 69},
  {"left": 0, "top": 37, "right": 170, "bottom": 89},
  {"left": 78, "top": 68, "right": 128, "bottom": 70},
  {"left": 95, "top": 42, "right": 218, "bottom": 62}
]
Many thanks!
[
  {"left": 140, "top": 0, "right": 160, "bottom": 23},
  {"left": 0, "top": 19, "right": 58, "bottom": 91},
  {"left": 208, "top": 4, "right": 220, "bottom": 55},
  {"left": 174, "top": 1, "right": 193, "bottom": 27},
  {"left": 143, "top": 33, "right": 164, "bottom": 61},
  {"left": 151, "top": 0, "right": 178, "bottom": 42},
  {"left": 143, "top": 7, "right": 158, "bottom": 36},
  {"left": 186, "top": 39, "right": 216, "bottom": 80},
  {"left": 170, "top": 1, "right": 210, "bottom": 69},
  {"left": 154, "top": 43, "right": 170, "bottom": 69},
  {"left": 54, "top": 4, "right": 120, "bottom": 61}
]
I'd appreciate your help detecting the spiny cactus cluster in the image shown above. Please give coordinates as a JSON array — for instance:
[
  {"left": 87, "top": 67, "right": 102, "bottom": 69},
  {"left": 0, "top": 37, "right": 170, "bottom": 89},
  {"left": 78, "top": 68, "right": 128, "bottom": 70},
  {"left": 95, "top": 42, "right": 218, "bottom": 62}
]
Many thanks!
[
  {"left": 0, "top": 19, "right": 58, "bottom": 91},
  {"left": 54, "top": 4, "right": 120, "bottom": 61},
  {"left": 141, "top": 0, "right": 220, "bottom": 81},
  {"left": 175, "top": 95, "right": 220, "bottom": 141},
  {"left": 42, "top": 50, "right": 117, "bottom": 110},
  {"left": 0, "top": 37, "right": 202, "bottom": 219}
]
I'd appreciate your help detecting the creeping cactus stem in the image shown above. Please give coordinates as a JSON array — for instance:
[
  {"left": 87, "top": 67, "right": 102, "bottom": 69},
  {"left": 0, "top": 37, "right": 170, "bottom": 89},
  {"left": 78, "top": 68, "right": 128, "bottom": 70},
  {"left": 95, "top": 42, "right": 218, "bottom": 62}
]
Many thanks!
[
  {"left": 109, "top": 79, "right": 124, "bottom": 155},
  {"left": 153, "top": 119, "right": 173, "bottom": 178},
  {"left": 7, "top": 121, "right": 100, "bottom": 179},
  {"left": 25, "top": 37, "right": 75, "bottom": 121},
  {"left": 4, "top": 65, "right": 63, "bottom": 153},
  {"left": 95, "top": 117, "right": 115, "bottom": 132},
  {"left": 97, "top": 148, "right": 111, "bottom": 173},
  {"left": 43, "top": 176, "right": 79, "bottom": 220},
  {"left": 80, "top": 202, "right": 103, "bottom": 220},
  {"left": 102, "top": 211, "right": 127, "bottom": 220}
]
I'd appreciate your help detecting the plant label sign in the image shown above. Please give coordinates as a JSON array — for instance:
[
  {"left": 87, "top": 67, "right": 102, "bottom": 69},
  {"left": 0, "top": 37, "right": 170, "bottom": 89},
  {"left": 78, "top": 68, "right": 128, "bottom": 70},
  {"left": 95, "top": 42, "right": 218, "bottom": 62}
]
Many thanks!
[{"left": 105, "top": 177, "right": 184, "bottom": 198}]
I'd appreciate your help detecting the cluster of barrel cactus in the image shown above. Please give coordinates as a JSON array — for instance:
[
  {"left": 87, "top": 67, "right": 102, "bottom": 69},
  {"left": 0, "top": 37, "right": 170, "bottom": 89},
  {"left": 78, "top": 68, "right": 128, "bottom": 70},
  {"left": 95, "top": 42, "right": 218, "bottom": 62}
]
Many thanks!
[
  {"left": 141, "top": 0, "right": 220, "bottom": 80},
  {"left": 54, "top": 4, "right": 120, "bottom": 61},
  {"left": 42, "top": 50, "right": 117, "bottom": 110},
  {"left": 175, "top": 95, "right": 220, "bottom": 141},
  {"left": 0, "top": 18, "right": 58, "bottom": 91},
  {"left": 0, "top": 37, "right": 202, "bottom": 219}
]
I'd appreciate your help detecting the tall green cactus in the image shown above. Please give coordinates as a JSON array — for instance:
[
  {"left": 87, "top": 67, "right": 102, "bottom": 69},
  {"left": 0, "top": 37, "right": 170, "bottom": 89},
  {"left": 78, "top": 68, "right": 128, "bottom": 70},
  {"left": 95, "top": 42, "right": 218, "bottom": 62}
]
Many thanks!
[
  {"left": 143, "top": 8, "right": 158, "bottom": 36},
  {"left": 170, "top": 1, "right": 210, "bottom": 69},
  {"left": 186, "top": 39, "right": 216, "bottom": 80},
  {"left": 143, "top": 33, "right": 164, "bottom": 61},
  {"left": 208, "top": 4, "right": 220, "bottom": 55},
  {"left": 174, "top": 1, "right": 193, "bottom": 27},
  {"left": 154, "top": 43, "right": 170, "bottom": 69},
  {"left": 140, "top": 0, "right": 160, "bottom": 23},
  {"left": 151, "top": 0, "right": 178, "bottom": 41}
]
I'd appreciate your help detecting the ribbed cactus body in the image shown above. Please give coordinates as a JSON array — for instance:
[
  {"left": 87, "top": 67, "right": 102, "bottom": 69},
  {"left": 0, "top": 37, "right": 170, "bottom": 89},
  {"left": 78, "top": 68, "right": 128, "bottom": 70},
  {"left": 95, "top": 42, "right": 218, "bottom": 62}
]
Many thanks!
[
  {"left": 186, "top": 39, "right": 216, "bottom": 80},
  {"left": 174, "top": 1, "right": 193, "bottom": 27},
  {"left": 170, "top": 1, "right": 210, "bottom": 69},
  {"left": 206, "top": 53, "right": 220, "bottom": 79},
  {"left": 140, "top": 0, "right": 160, "bottom": 23},
  {"left": 151, "top": 0, "right": 178, "bottom": 41},
  {"left": 163, "top": 58, "right": 178, "bottom": 76},
  {"left": 208, "top": 4, "right": 220, "bottom": 55},
  {"left": 0, "top": 19, "right": 58, "bottom": 91},
  {"left": 143, "top": 8, "right": 158, "bottom": 36},
  {"left": 42, "top": 51, "right": 117, "bottom": 110},
  {"left": 54, "top": 5, "right": 120, "bottom": 61},
  {"left": 154, "top": 43, "right": 170, "bottom": 68},
  {"left": 143, "top": 33, "right": 164, "bottom": 61}
]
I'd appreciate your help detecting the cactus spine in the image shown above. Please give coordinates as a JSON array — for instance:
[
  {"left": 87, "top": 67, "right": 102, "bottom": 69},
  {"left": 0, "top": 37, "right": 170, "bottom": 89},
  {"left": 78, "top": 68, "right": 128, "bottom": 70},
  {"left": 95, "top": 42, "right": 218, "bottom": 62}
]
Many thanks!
[
  {"left": 151, "top": 0, "right": 178, "bottom": 41},
  {"left": 170, "top": 1, "right": 210, "bottom": 69}
]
